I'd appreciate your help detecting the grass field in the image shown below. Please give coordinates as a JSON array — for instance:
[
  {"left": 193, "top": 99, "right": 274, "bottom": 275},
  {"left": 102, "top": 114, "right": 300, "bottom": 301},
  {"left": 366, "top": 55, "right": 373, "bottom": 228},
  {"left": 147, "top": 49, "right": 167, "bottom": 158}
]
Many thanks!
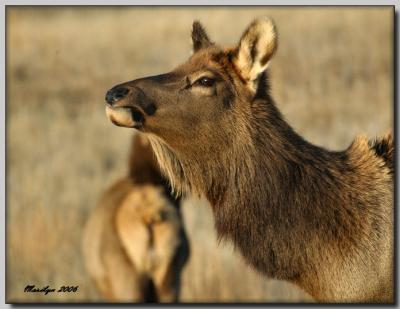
[{"left": 6, "top": 6, "right": 392, "bottom": 303}]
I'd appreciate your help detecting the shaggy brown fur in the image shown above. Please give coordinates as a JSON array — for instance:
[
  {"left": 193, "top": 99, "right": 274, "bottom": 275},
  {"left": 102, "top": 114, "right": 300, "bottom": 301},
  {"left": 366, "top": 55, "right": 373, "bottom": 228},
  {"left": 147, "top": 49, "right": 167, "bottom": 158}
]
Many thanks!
[
  {"left": 104, "top": 18, "right": 394, "bottom": 303},
  {"left": 82, "top": 134, "right": 189, "bottom": 302}
]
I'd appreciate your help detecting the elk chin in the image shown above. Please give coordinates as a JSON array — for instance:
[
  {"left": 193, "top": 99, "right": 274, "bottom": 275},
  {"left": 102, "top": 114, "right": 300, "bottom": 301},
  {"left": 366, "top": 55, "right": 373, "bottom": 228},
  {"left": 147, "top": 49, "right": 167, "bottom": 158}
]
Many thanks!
[{"left": 105, "top": 105, "right": 144, "bottom": 129}]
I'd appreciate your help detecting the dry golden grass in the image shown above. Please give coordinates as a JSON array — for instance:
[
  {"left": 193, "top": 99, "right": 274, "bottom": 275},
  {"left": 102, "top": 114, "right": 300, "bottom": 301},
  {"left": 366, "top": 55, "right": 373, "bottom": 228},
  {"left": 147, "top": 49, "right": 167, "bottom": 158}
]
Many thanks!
[{"left": 6, "top": 7, "right": 392, "bottom": 303}]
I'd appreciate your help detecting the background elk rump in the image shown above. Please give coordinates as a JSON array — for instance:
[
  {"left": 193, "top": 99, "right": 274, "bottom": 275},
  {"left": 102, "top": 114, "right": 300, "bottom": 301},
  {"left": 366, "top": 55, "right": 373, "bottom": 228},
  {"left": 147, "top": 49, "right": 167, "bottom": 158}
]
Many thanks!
[
  {"left": 82, "top": 133, "right": 190, "bottom": 302},
  {"left": 105, "top": 18, "right": 394, "bottom": 302}
]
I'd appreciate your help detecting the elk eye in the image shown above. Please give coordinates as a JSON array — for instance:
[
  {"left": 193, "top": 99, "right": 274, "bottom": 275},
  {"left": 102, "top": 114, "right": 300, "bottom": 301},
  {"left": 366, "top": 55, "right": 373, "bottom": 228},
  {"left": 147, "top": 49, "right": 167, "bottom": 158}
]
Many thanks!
[{"left": 195, "top": 77, "right": 215, "bottom": 87}]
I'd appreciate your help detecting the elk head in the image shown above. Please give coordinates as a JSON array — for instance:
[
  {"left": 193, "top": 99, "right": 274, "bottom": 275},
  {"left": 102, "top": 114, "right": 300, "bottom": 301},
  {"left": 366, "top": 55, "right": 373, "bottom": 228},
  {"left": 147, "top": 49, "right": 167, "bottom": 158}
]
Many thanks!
[{"left": 105, "top": 18, "right": 278, "bottom": 195}]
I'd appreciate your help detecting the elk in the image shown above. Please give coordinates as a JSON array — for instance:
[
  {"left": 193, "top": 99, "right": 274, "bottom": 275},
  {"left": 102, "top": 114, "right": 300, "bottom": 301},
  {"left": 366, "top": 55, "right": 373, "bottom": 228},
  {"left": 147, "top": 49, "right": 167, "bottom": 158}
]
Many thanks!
[
  {"left": 104, "top": 18, "right": 393, "bottom": 303},
  {"left": 82, "top": 133, "right": 189, "bottom": 302}
]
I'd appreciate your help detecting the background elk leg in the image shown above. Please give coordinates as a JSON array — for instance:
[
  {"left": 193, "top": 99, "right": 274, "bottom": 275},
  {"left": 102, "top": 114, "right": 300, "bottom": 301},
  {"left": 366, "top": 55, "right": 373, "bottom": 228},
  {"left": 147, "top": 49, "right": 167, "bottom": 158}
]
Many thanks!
[{"left": 152, "top": 258, "right": 179, "bottom": 302}]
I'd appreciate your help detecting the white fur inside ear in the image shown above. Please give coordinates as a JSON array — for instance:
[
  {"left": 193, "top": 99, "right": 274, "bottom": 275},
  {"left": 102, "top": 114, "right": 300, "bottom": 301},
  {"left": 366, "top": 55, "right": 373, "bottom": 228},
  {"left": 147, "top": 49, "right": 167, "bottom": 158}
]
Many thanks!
[
  {"left": 189, "top": 38, "right": 194, "bottom": 55},
  {"left": 235, "top": 18, "right": 277, "bottom": 84}
]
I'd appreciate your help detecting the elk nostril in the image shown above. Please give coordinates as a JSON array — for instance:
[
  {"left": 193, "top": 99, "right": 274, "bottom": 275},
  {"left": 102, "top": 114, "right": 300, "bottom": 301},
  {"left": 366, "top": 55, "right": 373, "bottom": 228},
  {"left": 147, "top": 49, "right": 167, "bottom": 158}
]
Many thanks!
[
  {"left": 105, "top": 87, "right": 130, "bottom": 105},
  {"left": 114, "top": 87, "right": 129, "bottom": 100}
]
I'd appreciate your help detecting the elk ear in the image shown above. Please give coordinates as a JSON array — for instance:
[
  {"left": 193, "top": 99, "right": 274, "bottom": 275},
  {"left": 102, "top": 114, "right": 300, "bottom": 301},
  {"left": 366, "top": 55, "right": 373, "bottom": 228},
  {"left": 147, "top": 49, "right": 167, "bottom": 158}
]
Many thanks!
[
  {"left": 233, "top": 17, "right": 277, "bottom": 86},
  {"left": 192, "top": 21, "right": 213, "bottom": 52}
]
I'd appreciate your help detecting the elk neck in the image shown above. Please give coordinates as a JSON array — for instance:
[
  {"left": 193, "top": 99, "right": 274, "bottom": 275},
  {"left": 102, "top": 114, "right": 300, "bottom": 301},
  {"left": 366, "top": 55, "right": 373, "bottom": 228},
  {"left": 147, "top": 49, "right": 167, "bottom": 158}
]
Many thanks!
[{"left": 204, "top": 95, "right": 368, "bottom": 287}]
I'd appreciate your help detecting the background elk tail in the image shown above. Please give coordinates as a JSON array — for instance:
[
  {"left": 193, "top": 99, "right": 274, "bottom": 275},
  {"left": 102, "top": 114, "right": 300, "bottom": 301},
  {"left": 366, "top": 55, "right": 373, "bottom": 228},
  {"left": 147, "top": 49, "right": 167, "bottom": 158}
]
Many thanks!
[{"left": 369, "top": 132, "right": 394, "bottom": 174}]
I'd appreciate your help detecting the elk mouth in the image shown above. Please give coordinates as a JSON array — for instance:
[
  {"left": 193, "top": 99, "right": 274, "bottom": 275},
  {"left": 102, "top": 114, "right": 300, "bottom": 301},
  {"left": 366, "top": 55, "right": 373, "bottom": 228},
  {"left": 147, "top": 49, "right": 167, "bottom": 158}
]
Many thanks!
[{"left": 105, "top": 105, "right": 145, "bottom": 129}]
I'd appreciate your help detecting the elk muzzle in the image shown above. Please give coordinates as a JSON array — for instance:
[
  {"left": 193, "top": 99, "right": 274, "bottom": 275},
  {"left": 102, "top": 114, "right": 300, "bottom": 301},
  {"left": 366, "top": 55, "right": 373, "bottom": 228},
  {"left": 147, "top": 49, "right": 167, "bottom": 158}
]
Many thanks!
[{"left": 105, "top": 85, "right": 156, "bottom": 129}]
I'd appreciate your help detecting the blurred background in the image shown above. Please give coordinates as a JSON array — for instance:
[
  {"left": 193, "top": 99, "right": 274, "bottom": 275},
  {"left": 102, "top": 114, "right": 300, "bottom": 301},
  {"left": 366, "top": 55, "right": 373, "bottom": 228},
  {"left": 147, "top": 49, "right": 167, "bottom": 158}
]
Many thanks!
[{"left": 6, "top": 6, "right": 393, "bottom": 303}]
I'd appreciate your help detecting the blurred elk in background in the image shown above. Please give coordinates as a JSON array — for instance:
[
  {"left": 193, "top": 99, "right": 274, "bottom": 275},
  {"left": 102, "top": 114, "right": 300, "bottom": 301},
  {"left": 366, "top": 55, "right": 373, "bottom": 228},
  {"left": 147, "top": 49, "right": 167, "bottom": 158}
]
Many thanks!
[{"left": 82, "top": 133, "right": 189, "bottom": 302}]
